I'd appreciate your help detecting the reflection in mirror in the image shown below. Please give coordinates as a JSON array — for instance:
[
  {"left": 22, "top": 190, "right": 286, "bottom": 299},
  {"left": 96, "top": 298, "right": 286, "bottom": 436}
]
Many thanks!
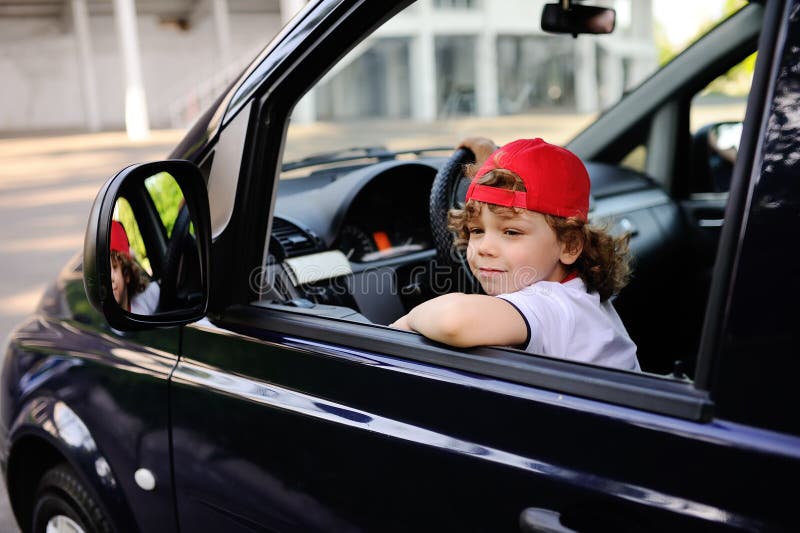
[
  {"left": 109, "top": 171, "right": 201, "bottom": 317},
  {"left": 709, "top": 122, "right": 742, "bottom": 157},
  {"left": 708, "top": 121, "right": 742, "bottom": 192},
  {"left": 110, "top": 211, "right": 160, "bottom": 315}
]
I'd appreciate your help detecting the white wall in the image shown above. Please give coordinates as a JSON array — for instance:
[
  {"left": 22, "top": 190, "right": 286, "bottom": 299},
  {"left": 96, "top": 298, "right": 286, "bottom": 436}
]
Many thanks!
[{"left": 0, "top": 13, "right": 281, "bottom": 132}]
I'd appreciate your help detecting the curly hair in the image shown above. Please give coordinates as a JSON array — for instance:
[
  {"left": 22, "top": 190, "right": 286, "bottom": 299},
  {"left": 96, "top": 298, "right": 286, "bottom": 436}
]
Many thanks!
[
  {"left": 111, "top": 250, "right": 150, "bottom": 296},
  {"left": 448, "top": 168, "right": 631, "bottom": 301}
]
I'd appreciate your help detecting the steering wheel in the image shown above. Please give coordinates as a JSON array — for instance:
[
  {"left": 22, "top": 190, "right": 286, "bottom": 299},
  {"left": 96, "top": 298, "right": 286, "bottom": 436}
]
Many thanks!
[
  {"left": 159, "top": 203, "right": 192, "bottom": 311},
  {"left": 429, "top": 148, "right": 480, "bottom": 294}
]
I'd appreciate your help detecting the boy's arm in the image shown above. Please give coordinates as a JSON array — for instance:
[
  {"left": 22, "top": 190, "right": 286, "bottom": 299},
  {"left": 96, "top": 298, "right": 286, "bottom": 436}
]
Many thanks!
[{"left": 390, "top": 293, "right": 528, "bottom": 348}]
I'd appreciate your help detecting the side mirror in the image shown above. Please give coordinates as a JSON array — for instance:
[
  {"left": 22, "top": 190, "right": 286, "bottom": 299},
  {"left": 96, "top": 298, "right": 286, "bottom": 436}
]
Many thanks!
[
  {"left": 541, "top": 2, "right": 616, "bottom": 36},
  {"left": 83, "top": 160, "right": 211, "bottom": 330},
  {"left": 691, "top": 121, "right": 742, "bottom": 193}
]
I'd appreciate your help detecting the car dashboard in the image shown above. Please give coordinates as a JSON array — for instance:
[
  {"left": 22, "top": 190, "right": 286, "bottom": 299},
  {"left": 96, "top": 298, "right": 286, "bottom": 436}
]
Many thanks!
[{"left": 256, "top": 159, "right": 441, "bottom": 324}]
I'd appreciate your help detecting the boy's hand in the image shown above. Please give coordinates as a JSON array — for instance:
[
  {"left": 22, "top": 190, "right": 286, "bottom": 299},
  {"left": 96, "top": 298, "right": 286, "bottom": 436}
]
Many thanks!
[
  {"left": 389, "top": 314, "right": 413, "bottom": 331},
  {"left": 458, "top": 137, "right": 497, "bottom": 168}
]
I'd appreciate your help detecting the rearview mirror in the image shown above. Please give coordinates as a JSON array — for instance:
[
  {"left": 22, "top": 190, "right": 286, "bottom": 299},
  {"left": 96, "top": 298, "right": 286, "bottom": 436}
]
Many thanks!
[
  {"left": 541, "top": 2, "right": 616, "bottom": 36},
  {"left": 83, "top": 160, "right": 211, "bottom": 330}
]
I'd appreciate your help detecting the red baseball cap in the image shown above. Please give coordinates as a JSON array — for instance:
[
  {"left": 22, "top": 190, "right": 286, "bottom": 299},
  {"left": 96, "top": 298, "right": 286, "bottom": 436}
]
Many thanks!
[
  {"left": 110, "top": 220, "right": 130, "bottom": 255},
  {"left": 465, "top": 138, "right": 590, "bottom": 221}
]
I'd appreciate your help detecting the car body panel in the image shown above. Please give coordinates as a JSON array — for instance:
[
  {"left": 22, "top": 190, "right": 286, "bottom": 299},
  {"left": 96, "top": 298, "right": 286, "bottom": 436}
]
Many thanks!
[
  {"left": 173, "top": 314, "right": 797, "bottom": 531},
  {"left": 0, "top": 261, "right": 179, "bottom": 532}
]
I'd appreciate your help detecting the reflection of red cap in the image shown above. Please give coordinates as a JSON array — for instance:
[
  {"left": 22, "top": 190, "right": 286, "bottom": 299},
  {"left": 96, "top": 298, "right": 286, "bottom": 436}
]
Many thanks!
[
  {"left": 466, "top": 138, "right": 590, "bottom": 221},
  {"left": 110, "top": 220, "right": 130, "bottom": 255}
]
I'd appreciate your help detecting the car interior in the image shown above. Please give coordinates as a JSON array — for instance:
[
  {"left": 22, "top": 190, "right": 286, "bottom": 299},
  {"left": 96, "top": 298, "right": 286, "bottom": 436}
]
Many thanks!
[{"left": 156, "top": 2, "right": 762, "bottom": 380}]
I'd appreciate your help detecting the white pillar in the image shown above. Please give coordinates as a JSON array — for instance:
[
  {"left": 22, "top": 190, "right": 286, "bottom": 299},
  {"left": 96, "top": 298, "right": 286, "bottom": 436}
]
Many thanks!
[
  {"left": 385, "top": 41, "right": 404, "bottom": 117},
  {"left": 71, "top": 0, "right": 101, "bottom": 131},
  {"left": 574, "top": 36, "right": 598, "bottom": 113},
  {"left": 600, "top": 46, "right": 624, "bottom": 109},
  {"left": 410, "top": 1, "right": 436, "bottom": 121},
  {"left": 212, "top": 0, "right": 232, "bottom": 65},
  {"left": 475, "top": 29, "right": 498, "bottom": 117},
  {"left": 113, "top": 0, "right": 150, "bottom": 139},
  {"left": 629, "top": 0, "right": 656, "bottom": 88}
]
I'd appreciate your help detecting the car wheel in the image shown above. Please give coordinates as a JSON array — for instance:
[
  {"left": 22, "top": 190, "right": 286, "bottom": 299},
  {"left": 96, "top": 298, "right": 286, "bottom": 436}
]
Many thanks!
[{"left": 32, "top": 463, "right": 112, "bottom": 533}]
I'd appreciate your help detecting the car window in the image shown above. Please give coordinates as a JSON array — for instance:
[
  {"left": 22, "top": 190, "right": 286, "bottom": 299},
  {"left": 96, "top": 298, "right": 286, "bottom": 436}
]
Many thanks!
[
  {"left": 282, "top": 2, "right": 745, "bottom": 168},
  {"left": 689, "top": 53, "right": 755, "bottom": 193},
  {"left": 259, "top": 1, "right": 751, "bottom": 378}
]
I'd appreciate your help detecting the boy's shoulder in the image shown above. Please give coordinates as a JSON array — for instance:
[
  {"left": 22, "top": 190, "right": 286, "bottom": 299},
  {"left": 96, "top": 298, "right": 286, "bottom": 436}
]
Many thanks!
[{"left": 513, "top": 278, "right": 587, "bottom": 299}]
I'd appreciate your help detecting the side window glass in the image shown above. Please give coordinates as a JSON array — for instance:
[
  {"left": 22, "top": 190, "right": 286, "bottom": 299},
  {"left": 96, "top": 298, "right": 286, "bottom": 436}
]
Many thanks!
[
  {"left": 265, "top": 1, "right": 748, "bottom": 379},
  {"left": 620, "top": 145, "right": 647, "bottom": 173},
  {"left": 689, "top": 52, "right": 756, "bottom": 193}
]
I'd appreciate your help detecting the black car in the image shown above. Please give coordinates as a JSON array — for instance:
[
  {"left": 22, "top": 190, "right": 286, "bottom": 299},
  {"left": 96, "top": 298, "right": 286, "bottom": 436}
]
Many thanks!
[{"left": 3, "top": 1, "right": 799, "bottom": 532}]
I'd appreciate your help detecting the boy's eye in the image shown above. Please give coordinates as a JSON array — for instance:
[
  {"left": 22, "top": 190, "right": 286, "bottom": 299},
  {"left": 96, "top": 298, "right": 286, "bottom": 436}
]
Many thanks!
[
  {"left": 504, "top": 229, "right": 522, "bottom": 236},
  {"left": 468, "top": 227, "right": 483, "bottom": 235}
]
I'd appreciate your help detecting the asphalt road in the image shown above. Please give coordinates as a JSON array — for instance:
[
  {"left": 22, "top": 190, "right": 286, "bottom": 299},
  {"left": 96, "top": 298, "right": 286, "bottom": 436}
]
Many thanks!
[{"left": 0, "top": 130, "right": 182, "bottom": 533}]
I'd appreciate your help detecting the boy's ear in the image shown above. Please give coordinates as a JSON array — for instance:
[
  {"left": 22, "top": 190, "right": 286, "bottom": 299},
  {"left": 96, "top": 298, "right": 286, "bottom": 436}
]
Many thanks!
[{"left": 559, "top": 231, "right": 583, "bottom": 265}]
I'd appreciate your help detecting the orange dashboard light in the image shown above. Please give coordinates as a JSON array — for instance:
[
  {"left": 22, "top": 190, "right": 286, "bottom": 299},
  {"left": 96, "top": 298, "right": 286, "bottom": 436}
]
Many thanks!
[{"left": 373, "top": 231, "right": 391, "bottom": 251}]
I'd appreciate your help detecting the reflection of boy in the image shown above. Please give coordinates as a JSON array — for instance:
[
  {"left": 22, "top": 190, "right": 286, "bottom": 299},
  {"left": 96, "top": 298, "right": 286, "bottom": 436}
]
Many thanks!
[
  {"left": 391, "top": 138, "right": 639, "bottom": 371},
  {"left": 110, "top": 221, "right": 160, "bottom": 315}
]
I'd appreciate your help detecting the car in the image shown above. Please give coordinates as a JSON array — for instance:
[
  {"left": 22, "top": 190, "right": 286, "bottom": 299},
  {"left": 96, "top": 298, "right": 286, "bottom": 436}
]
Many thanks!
[{"left": 3, "top": 0, "right": 799, "bottom": 531}]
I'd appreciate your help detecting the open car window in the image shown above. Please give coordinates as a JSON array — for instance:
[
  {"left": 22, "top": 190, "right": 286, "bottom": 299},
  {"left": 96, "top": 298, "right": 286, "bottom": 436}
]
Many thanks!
[{"left": 251, "top": 0, "right": 756, "bottom": 382}]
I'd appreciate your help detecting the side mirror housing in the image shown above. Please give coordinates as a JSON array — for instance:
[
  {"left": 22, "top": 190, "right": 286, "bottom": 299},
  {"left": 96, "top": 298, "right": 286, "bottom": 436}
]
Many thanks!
[
  {"left": 83, "top": 160, "right": 211, "bottom": 330},
  {"left": 541, "top": 2, "right": 616, "bottom": 36}
]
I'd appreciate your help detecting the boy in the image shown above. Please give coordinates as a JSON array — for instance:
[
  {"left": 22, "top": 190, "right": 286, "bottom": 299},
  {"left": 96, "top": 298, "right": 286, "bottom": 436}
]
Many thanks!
[
  {"left": 391, "top": 138, "right": 639, "bottom": 371},
  {"left": 110, "top": 220, "right": 160, "bottom": 315}
]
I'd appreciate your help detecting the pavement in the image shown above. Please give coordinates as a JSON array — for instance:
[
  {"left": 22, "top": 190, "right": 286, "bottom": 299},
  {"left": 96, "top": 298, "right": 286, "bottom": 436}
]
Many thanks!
[{"left": 0, "top": 129, "right": 184, "bottom": 533}]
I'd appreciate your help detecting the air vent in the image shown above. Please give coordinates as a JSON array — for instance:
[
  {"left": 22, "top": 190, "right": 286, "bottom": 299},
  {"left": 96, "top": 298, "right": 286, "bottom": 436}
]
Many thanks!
[{"left": 271, "top": 218, "right": 319, "bottom": 259}]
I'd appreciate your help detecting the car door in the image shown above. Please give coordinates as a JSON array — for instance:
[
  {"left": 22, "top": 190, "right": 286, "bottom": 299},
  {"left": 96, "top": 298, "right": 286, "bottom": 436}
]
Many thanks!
[{"left": 169, "top": 0, "right": 797, "bottom": 531}]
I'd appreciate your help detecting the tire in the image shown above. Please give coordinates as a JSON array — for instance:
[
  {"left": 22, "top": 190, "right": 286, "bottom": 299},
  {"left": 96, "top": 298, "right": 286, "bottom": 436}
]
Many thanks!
[{"left": 31, "top": 463, "right": 113, "bottom": 533}]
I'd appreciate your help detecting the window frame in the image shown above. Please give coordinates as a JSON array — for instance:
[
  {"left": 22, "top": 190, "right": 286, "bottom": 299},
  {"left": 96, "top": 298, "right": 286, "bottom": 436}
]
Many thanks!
[{"left": 206, "top": 0, "right": 780, "bottom": 420}]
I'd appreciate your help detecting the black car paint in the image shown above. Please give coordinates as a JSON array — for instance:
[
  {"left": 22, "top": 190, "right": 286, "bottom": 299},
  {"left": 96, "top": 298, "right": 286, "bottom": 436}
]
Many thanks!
[{"left": 2, "top": 0, "right": 800, "bottom": 532}]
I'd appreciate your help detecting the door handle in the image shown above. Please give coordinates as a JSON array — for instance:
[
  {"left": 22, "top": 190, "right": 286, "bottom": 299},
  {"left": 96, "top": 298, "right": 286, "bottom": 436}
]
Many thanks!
[{"left": 519, "top": 508, "right": 578, "bottom": 533}]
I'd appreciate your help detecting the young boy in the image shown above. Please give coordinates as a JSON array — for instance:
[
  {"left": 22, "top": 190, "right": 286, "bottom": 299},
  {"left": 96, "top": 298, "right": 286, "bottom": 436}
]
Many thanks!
[
  {"left": 391, "top": 137, "right": 639, "bottom": 371},
  {"left": 110, "top": 220, "right": 160, "bottom": 315}
]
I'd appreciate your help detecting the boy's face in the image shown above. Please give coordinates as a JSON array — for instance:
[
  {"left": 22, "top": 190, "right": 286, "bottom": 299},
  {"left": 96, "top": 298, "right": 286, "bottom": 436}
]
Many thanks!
[
  {"left": 466, "top": 205, "right": 570, "bottom": 296},
  {"left": 110, "top": 258, "right": 130, "bottom": 309}
]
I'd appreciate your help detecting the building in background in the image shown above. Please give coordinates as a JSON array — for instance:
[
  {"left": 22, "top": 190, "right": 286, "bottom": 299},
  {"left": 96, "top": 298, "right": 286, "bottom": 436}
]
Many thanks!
[{"left": 0, "top": 0, "right": 655, "bottom": 137}]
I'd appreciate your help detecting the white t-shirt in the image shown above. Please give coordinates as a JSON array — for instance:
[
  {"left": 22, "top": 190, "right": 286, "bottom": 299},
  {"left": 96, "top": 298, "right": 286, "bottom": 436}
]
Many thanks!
[
  {"left": 131, "top": 282, "right": 160, "bottom": 315},
  {"left": 497, "top": 278, "right": 640, "bottom": 371}
]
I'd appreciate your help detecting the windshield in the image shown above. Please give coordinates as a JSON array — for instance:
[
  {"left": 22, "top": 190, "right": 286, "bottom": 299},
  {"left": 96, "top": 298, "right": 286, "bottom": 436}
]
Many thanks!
[{"left": 282, "top": 0, "right": 748, "bottom": 172}]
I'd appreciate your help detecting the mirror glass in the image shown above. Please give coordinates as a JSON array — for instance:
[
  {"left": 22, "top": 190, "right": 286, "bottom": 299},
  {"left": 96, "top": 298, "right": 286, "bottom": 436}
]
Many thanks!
[
  {"left": 708, "top": 121, "right": 742, "bottom": 192},
  {"left": 109, "top": 171, "right": 201, "bottom": 316}
]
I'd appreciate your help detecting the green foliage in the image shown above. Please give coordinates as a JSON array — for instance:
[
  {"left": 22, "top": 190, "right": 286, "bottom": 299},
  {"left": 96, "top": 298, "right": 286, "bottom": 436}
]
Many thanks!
[
  {"left": 145, "top": 172, "right": 184, "bottom": 238},
  {"left": 655, "top": 0, "right": 751, "bottom": 96},
  {"left": 704, "top": 51, "right": 757, "bottom": 97}
]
